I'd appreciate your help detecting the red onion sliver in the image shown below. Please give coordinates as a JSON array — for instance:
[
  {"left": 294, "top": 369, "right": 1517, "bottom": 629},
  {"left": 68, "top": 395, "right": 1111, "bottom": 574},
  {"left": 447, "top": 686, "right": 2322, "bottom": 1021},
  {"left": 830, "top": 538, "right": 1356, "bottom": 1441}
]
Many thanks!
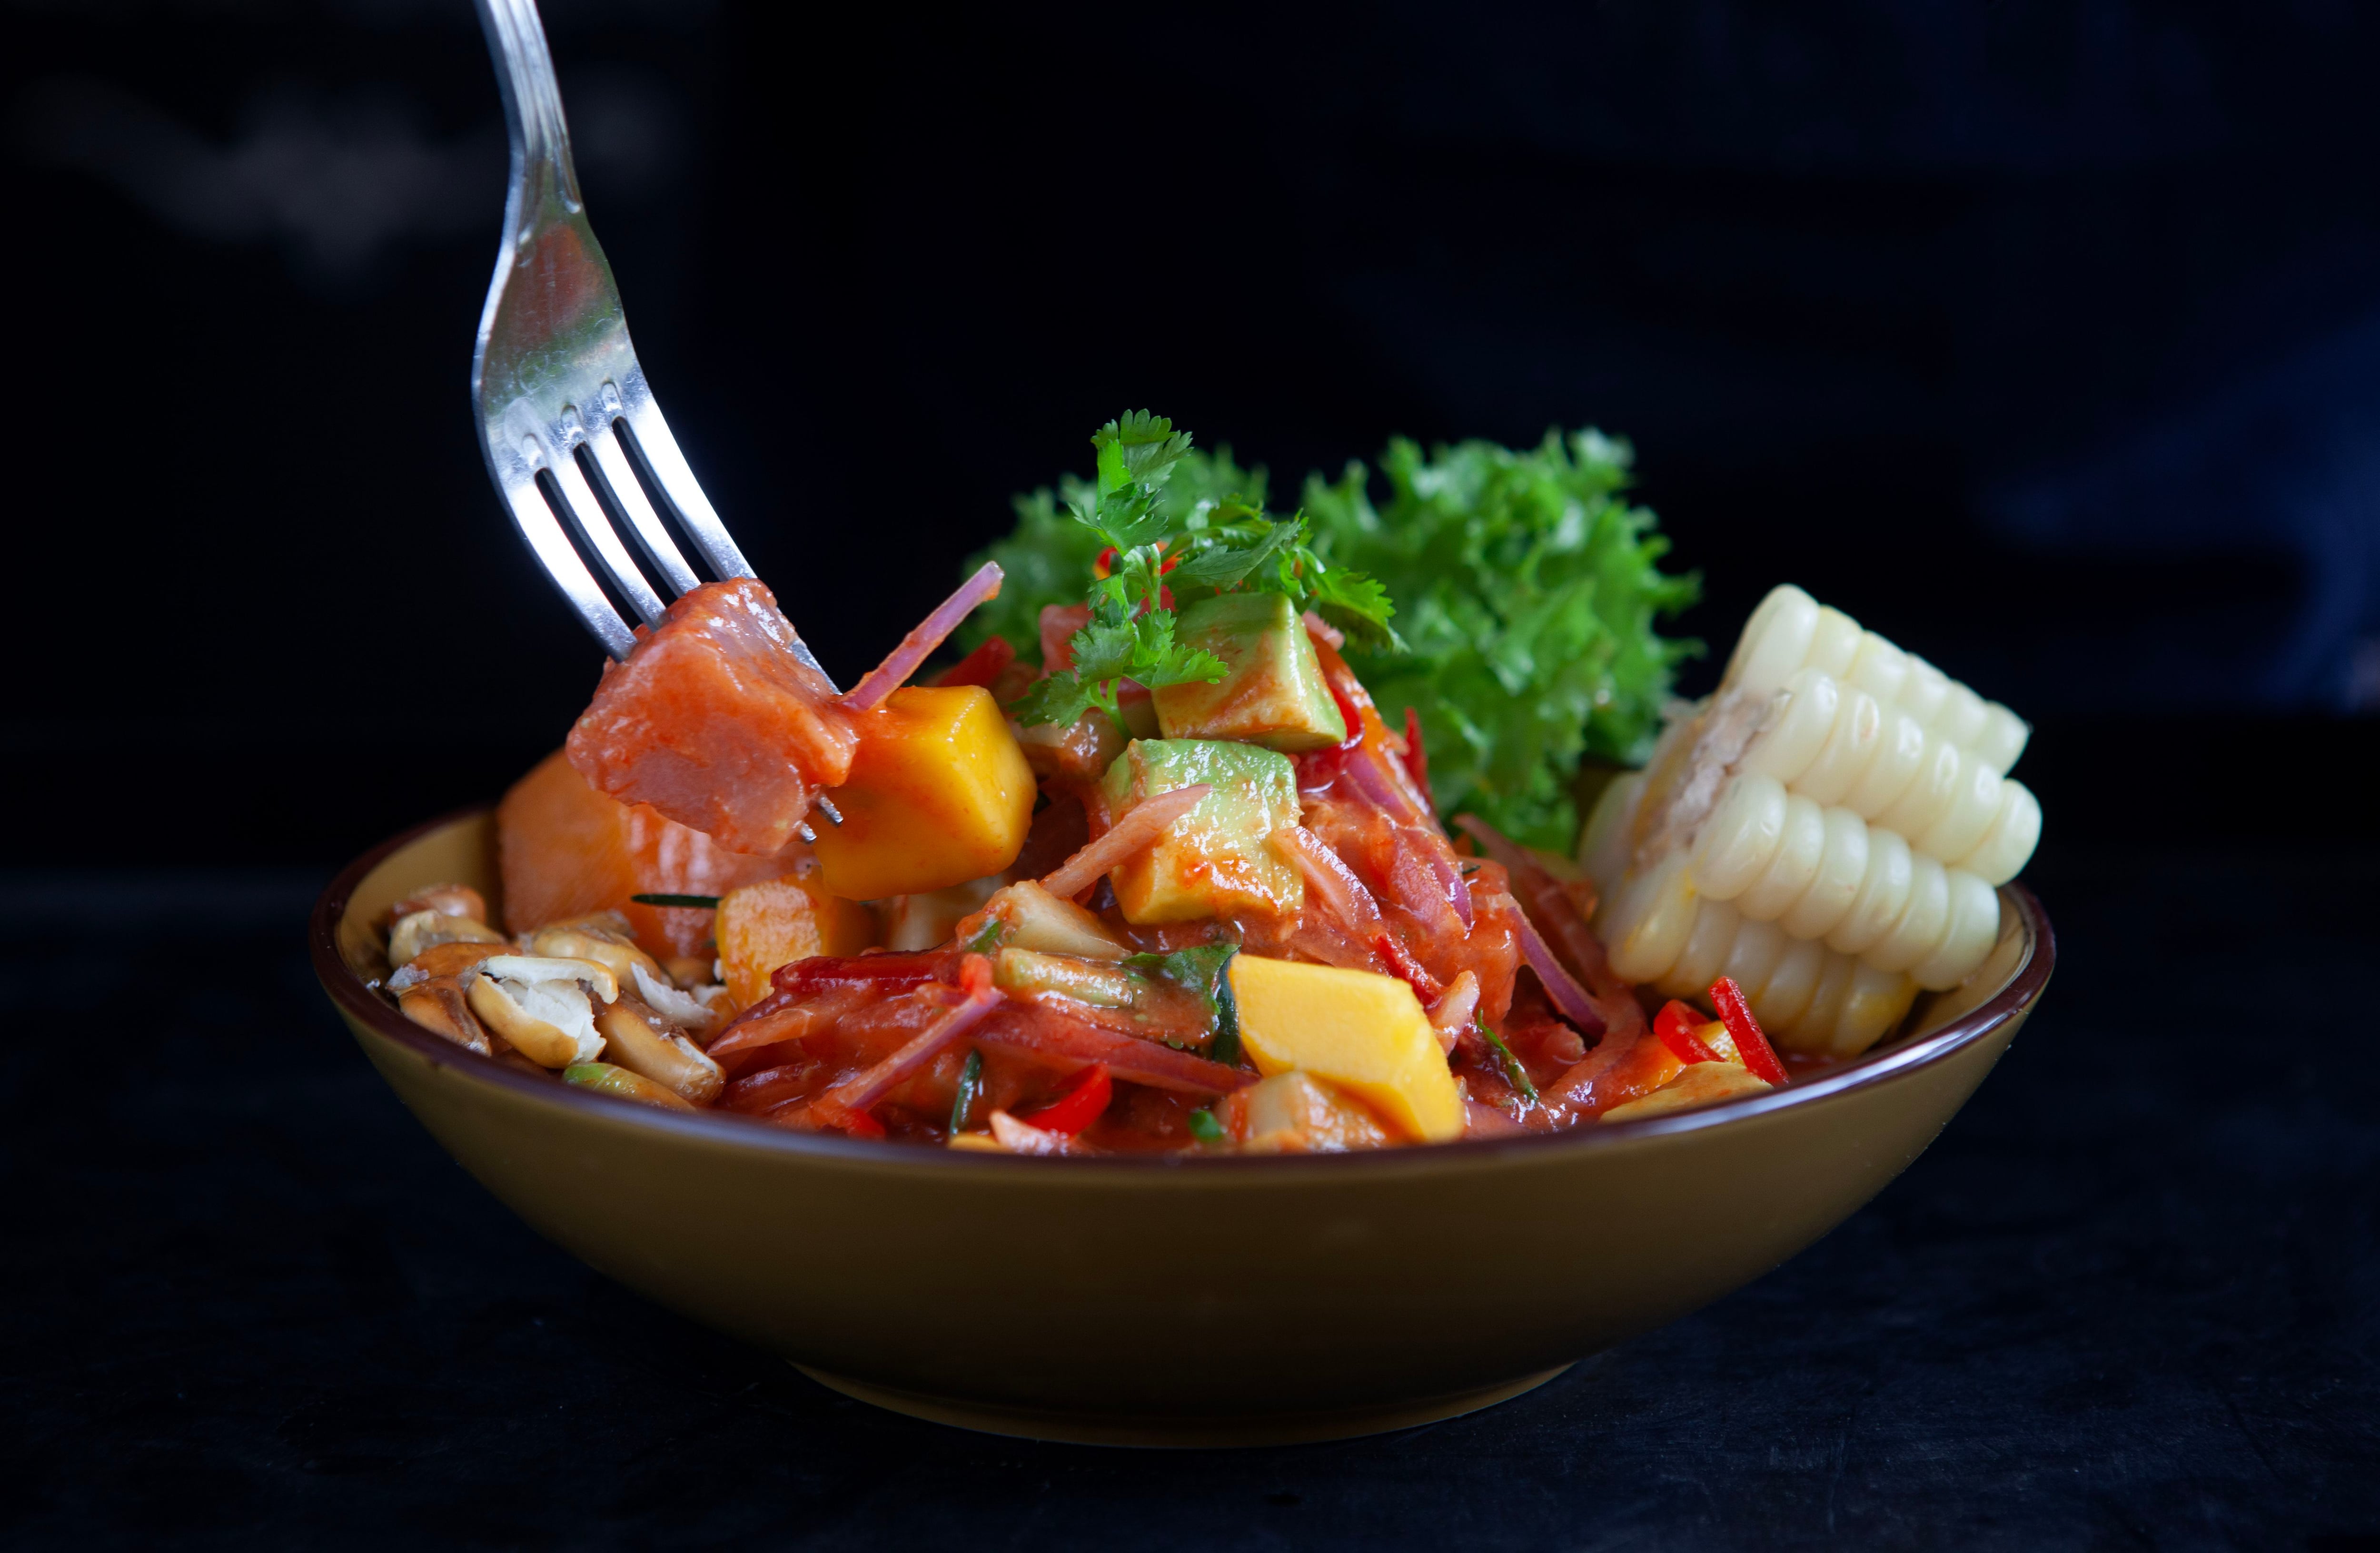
[
  {"left": 1516, "top": 915, "right": 1607, "bottom": 1039},
  {"left": 841, "top": 561, "right": 1005, "bottom": 712},
  {"left": 1040, "top": 783, "right": 1210, "bottom": 900},
  {"left": 973, "top": 1006, "right": 1251, "bottom": 1095},
  {"left": 1274, "top": 825, "right": 1388, "bottom": 941},
  {"left": 1424, "top": 841, "right": 1474, "bottom": 930},
  {"left": 815, "top": 988, "right": 1000, "bottom": 1118}
]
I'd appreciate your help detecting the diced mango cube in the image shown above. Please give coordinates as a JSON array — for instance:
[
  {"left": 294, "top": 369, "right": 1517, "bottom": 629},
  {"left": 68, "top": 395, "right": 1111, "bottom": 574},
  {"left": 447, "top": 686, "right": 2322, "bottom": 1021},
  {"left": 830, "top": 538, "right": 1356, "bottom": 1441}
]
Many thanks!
[
  {"left": 1153, "top": 593, "right": 1348, "bottom": 751},
  {"left": 1226, "top": 954, "right": 1465, "bottom": 1141},
  {"left": 1097, "top": 739, "right": 1303, "bottom": 925},
  {"left": 812, "top": 686, "right": 1037, "bottom": 900},
  {"left": 716, "top": 874, "right": 877, "bottom": 1009}
]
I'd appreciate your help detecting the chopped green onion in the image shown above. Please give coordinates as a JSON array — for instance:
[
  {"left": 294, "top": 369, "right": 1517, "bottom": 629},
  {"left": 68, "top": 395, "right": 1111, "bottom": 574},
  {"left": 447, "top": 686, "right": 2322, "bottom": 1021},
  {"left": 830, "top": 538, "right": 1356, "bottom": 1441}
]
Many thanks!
[
  {"left": 1479, "top": 1015, "right": 1538, "bottom": 1102},
  {"left": 1187, "top": 1109, "right": 1226, "bottom": 1145},
  {"left": 630, "top": 893, "right": 721, "bottom": 909},
  {"left": 961, "top": 919, "right": 1006, "bottom": 955},
  {"left": 949, "top": 1048, "right": 984, "bottom": 1134}
]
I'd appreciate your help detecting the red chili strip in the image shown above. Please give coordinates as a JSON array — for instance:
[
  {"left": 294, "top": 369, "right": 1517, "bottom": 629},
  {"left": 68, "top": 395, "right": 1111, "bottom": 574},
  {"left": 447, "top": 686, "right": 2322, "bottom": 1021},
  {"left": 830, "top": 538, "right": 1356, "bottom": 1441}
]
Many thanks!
[
  {"left": 1709, "top": 976, "right": 1789, "bottom": 1086},
  {"left": 1653, "top": 999, "right": 1724, "bottom": 1065},
  {"left": 1015, "top": 1063, "right": 1112, "bottom": 1137}
]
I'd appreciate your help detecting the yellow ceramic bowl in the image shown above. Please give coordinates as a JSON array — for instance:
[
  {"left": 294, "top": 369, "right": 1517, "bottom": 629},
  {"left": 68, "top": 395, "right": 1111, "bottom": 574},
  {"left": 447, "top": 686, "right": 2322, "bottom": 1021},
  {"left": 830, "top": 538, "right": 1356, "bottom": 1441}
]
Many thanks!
[{"left": 312, "top": 808, "right": 2055, "bottom": 1447}]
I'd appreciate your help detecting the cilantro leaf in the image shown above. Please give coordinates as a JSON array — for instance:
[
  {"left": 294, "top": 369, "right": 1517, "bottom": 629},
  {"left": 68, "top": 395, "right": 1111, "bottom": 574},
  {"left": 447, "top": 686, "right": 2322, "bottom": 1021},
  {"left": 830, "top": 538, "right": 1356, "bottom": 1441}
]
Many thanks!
[{"left": 1123, "top": 940, "right": 1241, "bottom": 1064}]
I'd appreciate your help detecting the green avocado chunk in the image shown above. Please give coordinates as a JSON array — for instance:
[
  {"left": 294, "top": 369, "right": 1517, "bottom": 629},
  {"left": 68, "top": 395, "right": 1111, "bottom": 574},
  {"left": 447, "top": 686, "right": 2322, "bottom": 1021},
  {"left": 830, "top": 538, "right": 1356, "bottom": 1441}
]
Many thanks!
[
  {"left": 1097, "top": 739, "right": 1305, "bottom": 924},
  {"left": 1151, "top": 593, "right": 1349, "bottom": 752}
]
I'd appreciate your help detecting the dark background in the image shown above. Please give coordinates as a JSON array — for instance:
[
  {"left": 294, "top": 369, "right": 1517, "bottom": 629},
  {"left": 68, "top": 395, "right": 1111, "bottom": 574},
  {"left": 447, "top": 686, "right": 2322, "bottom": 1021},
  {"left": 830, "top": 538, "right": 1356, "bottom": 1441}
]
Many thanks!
[
  {"left": 10, "top": 0, "right": 2380, "bottom": 864},
  {"left": 4, "top": 1, "right": 2378, "bottom": 1547}
]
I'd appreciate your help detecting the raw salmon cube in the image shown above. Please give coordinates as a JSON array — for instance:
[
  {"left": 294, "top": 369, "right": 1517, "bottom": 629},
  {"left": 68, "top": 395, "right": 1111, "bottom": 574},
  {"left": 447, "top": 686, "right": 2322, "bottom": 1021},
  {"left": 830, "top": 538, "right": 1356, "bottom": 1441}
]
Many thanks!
[
  {"left": 565, "top": 579, "right": 859, "bottom": 854},
  {"left": 499, "top": 749, "right": 811, "bottom": 959}
]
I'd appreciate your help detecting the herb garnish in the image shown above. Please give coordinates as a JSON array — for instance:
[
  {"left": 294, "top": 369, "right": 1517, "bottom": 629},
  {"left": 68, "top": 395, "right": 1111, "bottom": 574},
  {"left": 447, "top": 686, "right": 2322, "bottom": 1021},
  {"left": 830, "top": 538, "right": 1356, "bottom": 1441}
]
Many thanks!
[
  {"left": 630, "top": 893, "right": 721, "bottom": 909},
  {"left": 1478, "top": 1014, "right": 1539, "bottom": 1102},
  {"left": 949, "top": 1048, "right": 984, "bottom": 1134},
  {"left": 1123, "top": 939, "right": 1242, "bottom": 1066},
  {"left": 1002, "top": 413, "right": 1399, "bottom": 733}
]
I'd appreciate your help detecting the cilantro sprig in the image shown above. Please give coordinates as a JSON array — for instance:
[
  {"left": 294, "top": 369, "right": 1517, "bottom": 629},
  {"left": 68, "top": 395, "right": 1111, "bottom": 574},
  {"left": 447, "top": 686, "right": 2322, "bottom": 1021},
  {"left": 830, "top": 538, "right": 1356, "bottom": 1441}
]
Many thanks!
[{"left": 1000, "top": 412, "right": 1401, "bottom": 731}]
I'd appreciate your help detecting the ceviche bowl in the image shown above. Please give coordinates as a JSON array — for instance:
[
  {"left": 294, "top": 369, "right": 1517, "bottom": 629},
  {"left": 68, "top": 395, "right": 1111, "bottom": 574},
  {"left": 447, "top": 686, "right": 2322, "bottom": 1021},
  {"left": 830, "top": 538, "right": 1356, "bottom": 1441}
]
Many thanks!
[{"left": 314, "top": 807, "right": 2054, "bottom": 1448}]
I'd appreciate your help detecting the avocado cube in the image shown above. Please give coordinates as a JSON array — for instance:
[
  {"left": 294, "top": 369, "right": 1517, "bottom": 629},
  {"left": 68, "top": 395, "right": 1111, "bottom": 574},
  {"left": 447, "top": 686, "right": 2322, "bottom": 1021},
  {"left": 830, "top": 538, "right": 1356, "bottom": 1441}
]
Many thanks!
[
  {"left": 1151, "top": 593, "right": 1348, "bottom": 752},
  {"left": 1097, "top": 739, "right": 1305, "bottom": 924}
]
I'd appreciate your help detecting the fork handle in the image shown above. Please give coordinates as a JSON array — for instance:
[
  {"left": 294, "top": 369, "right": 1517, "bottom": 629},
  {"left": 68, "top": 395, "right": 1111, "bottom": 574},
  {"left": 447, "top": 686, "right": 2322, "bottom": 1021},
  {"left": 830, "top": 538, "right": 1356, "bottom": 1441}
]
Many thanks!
[{"left": 475, "top": 0, "right": 582, "bottom": 234}]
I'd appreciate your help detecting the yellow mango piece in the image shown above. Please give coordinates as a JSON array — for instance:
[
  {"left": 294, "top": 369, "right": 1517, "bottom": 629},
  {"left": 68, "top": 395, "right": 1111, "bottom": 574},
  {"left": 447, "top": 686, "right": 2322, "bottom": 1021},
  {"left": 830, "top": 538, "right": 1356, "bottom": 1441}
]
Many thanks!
[
  {"left": 812, "top": 686, "right": 1037, "bottom": 900},
  {"left": 1226, "top": 955, "right": 1465, "bottom": 1142},
  {"left": 716, "top": 874, "right": 876, "bottom": 1009}
]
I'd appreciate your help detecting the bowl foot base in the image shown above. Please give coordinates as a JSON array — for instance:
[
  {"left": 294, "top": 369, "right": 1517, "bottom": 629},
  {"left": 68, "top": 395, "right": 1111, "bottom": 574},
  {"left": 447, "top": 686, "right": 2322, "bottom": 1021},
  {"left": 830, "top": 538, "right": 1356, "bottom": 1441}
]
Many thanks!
[{"left": 791, "top": 1363, "right": 1572, "bottom": 1448}]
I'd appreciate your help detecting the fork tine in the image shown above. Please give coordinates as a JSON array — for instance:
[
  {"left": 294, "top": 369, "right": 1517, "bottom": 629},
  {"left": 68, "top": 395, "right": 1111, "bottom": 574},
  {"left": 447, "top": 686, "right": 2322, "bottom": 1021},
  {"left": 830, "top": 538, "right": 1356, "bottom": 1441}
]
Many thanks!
[
  {"left": 546, "top": 446, "right": 669, "bottom": 624},
  {"left": 614, "top": 366, "right": 754, "bottom": 581},
  {"left": 497, "top": 480, "right": 638, "bottom": 660},
  {"left": 585, "top": 423, "right": 702, "bottom": 597}
]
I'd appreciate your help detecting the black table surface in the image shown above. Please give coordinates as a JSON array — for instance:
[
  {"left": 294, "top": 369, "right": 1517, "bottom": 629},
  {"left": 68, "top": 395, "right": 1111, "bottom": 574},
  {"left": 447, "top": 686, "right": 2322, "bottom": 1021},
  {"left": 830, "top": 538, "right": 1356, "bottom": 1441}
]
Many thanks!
[{"left": 4, "top": 842, "right": 2376, "bottom": 1551}]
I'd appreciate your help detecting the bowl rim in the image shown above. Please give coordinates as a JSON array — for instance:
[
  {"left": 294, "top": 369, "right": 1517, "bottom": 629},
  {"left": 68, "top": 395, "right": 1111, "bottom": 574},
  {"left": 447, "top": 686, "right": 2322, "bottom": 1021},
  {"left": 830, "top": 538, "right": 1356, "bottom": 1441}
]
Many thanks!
[{"left": 312, "top": 804, "right": 2055, "bottom": 1175}]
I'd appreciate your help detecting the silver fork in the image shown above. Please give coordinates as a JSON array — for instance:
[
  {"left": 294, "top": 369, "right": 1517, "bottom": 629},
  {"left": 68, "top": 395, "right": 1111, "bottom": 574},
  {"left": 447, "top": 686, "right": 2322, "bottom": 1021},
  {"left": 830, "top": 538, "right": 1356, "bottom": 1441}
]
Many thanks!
[{"left": 469, "top": 0, "right": 839, "bottom": 834}]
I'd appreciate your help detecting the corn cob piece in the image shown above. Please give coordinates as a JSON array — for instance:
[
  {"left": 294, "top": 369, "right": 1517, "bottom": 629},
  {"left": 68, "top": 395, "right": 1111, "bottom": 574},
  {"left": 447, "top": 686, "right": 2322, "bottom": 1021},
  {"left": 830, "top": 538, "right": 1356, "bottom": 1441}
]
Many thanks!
[
  {"left": 1578, "top": 584, "right": 2038, "bottom": 1057},
  {"left": 1725, "top": 584, "right": 2030, "bottom": 774},
  {"left": 1596, "top": 846, "right": 1921, "bottom": 1058},
  {"left": 1737, "top": 667, "right": 2040, "bottom": 883}
]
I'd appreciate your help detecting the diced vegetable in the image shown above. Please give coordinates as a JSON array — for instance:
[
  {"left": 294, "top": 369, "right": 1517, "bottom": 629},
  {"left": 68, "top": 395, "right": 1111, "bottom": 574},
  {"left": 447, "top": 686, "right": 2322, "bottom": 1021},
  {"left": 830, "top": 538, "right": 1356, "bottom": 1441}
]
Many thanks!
[
  {"left": 959, "top": 880, "right": 1130, "bottom": 961},
  {"left": 1152, "top": 593, "right": 1348, "bottom": 751},
  {"left": 877, "top": 875, "right": 1004, "bottom": 952},
  {"left": 1221, "top": 1070, "right": 1393, "bottom": 1153},
  {"left": 994, "top": 948, "right": 1147, "bottom": 1009},
  {"left": 812, "top": 686, "right": 1038, "bottom": 900},
  {"left": 1015, "top": 1063, "right": 1112, "bottom": 1137},
  {"left": 716, "top": 876, "right": 877, "bottom": 1010},
  {"left": 1226, "top": 954, "right": 1464, "bottom": 1141},
  {"left": 1097, "top": 739, "right": 1303, "bottom": 924}
]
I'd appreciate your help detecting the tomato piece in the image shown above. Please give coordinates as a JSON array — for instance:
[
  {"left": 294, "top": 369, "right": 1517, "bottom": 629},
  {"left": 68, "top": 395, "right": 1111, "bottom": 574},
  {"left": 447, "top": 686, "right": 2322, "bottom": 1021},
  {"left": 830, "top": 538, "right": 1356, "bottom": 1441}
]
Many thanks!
[{"left": 934, "top": 635, "right": 1017, "bottom": 690}]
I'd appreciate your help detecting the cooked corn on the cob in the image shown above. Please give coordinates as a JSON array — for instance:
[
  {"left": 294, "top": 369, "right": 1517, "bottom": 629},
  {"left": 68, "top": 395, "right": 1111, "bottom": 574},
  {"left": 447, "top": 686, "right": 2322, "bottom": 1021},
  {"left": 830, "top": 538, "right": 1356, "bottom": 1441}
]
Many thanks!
[{"left": 1584, "top": 584, "right": 2039, "bottom": 1056}]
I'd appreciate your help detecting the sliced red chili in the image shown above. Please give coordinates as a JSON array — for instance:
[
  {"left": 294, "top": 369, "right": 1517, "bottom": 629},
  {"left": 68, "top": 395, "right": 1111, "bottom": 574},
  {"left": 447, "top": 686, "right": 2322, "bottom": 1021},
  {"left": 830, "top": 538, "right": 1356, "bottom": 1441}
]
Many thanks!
[
  {"left": 1654, "top": 999, "right": 1724, "bottom": 1065},
  {"left": 1015, "top": 1062, "right": 1112, "bottom": 1137},
  {"left": 1709, "top": 976, "right": 1789, "bottom": 1086}
]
